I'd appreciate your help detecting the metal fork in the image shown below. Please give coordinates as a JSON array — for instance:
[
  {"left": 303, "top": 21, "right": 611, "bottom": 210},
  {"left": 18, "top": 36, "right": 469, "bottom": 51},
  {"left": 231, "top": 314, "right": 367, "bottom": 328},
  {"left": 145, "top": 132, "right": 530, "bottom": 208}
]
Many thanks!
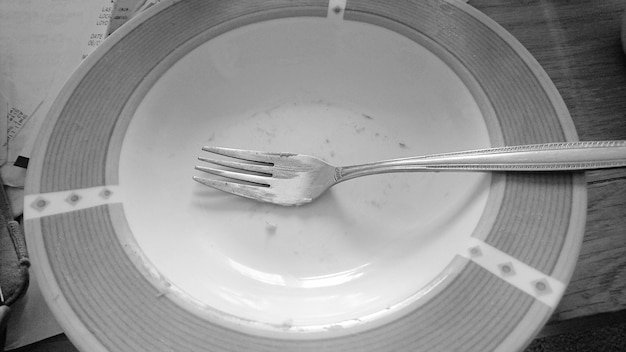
[{"left": 193, "top": 141, "right": 626, "bottom": 206}]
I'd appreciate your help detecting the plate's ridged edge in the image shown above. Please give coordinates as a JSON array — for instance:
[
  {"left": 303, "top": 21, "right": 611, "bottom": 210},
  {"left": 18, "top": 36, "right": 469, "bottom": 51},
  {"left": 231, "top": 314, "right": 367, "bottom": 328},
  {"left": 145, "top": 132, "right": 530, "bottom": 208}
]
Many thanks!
[
  {"left": 23, "top": 0, "right": 586, "bottom": 351},
  {"left": 38, "top": 208, "right": 542, "bottom": 351},
  {"left": 488, "top": 174, "right": 573, "bottom": 274}
]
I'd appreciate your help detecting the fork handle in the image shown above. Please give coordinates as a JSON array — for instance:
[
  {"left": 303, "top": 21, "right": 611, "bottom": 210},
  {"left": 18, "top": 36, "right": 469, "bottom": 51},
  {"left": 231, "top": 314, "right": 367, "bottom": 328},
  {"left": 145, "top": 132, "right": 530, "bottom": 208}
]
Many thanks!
[{"left": 337, "top": 141, "right": 626, "bottom": 181}]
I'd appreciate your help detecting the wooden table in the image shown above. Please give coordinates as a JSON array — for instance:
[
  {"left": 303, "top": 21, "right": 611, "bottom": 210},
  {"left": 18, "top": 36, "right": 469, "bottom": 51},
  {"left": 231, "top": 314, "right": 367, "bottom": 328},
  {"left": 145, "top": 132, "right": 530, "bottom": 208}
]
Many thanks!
[
  {"left": 11, "top": 1, "right": 626, "bottom": 350},
  {"left": 470, "top": 0, "right": 626, "bottom": 335}
]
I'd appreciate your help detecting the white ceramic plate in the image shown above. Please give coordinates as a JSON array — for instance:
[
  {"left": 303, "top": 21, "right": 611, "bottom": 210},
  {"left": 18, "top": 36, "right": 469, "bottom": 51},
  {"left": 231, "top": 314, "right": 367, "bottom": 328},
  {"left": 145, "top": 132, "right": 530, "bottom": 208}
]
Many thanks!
[{"left": 25, "top": 1, "right": 585, "bottom": 351}]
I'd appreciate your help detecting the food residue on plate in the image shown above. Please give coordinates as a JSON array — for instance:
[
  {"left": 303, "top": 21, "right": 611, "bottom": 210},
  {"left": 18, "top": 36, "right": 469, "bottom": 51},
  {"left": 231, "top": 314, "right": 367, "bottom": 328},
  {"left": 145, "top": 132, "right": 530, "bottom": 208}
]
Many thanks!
[{"left": 265, "top": 220, "right": 278, "bottom": 236}]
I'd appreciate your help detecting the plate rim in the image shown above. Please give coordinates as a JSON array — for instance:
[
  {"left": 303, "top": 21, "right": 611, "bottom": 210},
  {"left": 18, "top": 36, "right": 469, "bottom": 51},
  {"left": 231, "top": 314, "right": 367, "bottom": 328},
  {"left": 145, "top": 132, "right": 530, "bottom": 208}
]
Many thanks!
[{"left": 24, "top": 1, "right": 586, "bottom": 351}]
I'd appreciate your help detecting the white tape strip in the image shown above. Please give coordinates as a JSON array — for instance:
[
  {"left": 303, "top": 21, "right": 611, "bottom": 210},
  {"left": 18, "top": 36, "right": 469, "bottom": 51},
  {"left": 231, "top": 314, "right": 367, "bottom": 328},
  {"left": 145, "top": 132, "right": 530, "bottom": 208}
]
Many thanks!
[
  {"left": 327, "top": 0, "right": 347, "bottom": 20},
  {"left": 24, "top": 186, "right": 122, "bottom": 219},
  {"left": 463, "top": 237, "right": 566, "bottom": 308}
]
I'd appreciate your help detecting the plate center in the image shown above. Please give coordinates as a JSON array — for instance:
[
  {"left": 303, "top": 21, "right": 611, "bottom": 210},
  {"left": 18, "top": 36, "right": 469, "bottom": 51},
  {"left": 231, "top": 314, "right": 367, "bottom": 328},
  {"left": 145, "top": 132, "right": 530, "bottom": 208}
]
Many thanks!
[{"left": 118, "top": 17, "right": 491, "bottom": 332}]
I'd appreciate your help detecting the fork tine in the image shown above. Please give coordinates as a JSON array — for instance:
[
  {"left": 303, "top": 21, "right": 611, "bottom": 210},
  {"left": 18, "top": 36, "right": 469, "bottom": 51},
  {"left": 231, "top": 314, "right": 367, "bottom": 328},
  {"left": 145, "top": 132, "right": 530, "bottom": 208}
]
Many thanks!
[
  {"left": 197, "top": 156, "right": 273, "bottom": 175},
  {"left": 195, "top": 165, "right": 270, "bottom": 186},
  {"left": 202, "top": 146, "right": 275, "bottom": 164},
  {"left": 192, "top": 176, "right": 273, "bottom": 201}
]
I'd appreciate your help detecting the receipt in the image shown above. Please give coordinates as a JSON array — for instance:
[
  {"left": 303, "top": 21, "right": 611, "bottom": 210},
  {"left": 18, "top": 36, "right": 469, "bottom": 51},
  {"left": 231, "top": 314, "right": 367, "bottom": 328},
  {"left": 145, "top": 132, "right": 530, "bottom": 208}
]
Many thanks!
[{"left": 0, "top": 93, "right": 7, "bottom": 165}]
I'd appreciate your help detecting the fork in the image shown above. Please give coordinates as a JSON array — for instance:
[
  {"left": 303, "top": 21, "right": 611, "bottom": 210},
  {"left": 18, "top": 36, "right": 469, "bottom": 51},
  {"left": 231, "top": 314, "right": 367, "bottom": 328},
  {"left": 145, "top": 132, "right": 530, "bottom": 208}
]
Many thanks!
[{"left": 193, "top": 141, "right": 626, "bottom": 206}]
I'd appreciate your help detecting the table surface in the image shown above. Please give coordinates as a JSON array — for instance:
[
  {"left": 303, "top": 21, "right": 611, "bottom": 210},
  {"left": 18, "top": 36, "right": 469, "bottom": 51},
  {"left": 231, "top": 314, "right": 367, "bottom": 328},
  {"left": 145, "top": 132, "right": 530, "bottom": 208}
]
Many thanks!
[{"left": 9, "top": 0, "right": 626, "bottom": 351}]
